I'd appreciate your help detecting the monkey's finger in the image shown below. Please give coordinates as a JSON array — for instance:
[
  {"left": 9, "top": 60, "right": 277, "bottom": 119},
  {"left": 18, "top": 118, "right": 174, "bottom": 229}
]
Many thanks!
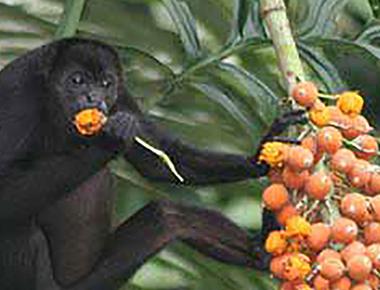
[
  {"left": 263, "top": 109, "right": 307, "bottom": 140},
  {"left": 262, "top": 136, "right": 301, "bottom": 145}
]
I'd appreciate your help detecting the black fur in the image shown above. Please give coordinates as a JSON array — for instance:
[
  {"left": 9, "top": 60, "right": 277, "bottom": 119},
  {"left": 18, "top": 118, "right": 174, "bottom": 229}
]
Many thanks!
[{"left": 0, "top": 38, "right": 300, "bottom": 290}]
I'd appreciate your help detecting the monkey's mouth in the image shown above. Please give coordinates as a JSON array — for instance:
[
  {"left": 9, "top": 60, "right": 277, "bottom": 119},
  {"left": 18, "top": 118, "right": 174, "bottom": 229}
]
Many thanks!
[{"left": 73, "top": 108, "right": 108, "bottom": 136}]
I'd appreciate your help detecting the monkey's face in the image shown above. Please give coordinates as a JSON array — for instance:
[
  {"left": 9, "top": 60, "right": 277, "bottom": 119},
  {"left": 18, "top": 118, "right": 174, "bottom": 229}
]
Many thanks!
[
  {"left": 59, "top": 68, "right": 118, "bottom": 117},
  {"left": 48, "top": 42, "right": 121, "bottom": 132}
]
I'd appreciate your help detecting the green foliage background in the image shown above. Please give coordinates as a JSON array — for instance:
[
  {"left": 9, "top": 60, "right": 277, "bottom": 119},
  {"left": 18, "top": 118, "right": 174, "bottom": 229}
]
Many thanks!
[{"left": 1, "top": 0, "right": 380, "bottom": 289}]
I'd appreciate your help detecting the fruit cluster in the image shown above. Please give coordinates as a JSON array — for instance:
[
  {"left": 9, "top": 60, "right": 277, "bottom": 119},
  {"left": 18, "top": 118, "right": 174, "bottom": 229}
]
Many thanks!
[{"left": 260, "top": 82, "right": 380, "bottom": 290}]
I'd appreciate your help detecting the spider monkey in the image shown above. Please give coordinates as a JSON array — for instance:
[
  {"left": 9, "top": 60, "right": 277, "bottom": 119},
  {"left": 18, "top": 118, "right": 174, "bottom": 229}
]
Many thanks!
[{"left": 0, "top": 38, "right": 304, "bottom": 290}]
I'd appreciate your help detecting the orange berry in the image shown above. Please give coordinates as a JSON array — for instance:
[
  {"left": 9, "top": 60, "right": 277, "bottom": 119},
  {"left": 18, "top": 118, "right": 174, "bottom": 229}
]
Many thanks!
[
  {"left": 364, "top": 222, "right": 380, "bottom": 244},
  {"left": 282, "top": 167, "right": 310, "bottom": 190},
  {"left": 276, "top": 204, "right": 298, "bottom": 226},
  {"left": 262, "top": 184, "right": 289, "bottom": 211},
  {"left": 370, "top": 195, "right": 380, "bottom": 221},
  {"left": 348, "top": 159, "right": 371, "bottom": 188},
  {"left": 283, "top": 253, "right": 312, "bottom": 281},
  {"left": 301, "top": 135, "right": 323, "bottom": 164},
  {"left": 304, "top": 170, "right": 333, "bottom": 200},
  {"left": 313, "top": 274, "right": 330, "bottom": 290},
  {"left": 330, "top": 276, "right": 351, "bottom": 290},
  {"left": 327, "top": 105, "right": 343, "bottom": 121},
  {"left": 74, "top": 108, "right": 107, "bottom": 135},
  {"left": 286, "top": 146, "right": 314, "bottom": 171},
  {"left": 350, "top": 284, "right": 372, "bottom": 290},
  {"left": 301, "top": 135, "right": 318, "bottom": 154},
  {"left": 341, "top": 241, "right": 367, "bottom": 263},
  {"left": 336, "top": 91, "right": 364, "bottom": 117},
  {"left": 342, "top": 115, "right": 372, "bottom": 140},
  {"left": 317, "top": 126, "right": 343, "bottom": 154},
  {"left": 367, "top": 173, "right": 380, "bottom": 195},
  {"left": 331, "top": 217, "right": 358, "bottom": 244},
  {"left": 340, "top": 193, "right": 371, "bottom": 224},
  {"left": 367, "top": 274, "right": 380, "bottom": 289},
  {"left": 259, "top": 142, "right": 289, "bottom": 167},
  {"left": 330, "top": 148, "right": 356, "bottom": 174},
  {"left": 328, "top": 106, "right": 351, "bottom": 130},
  {"left": 292, "top": 81, "right": 318, "bottom": 107},
  {"left": 367, "top": 243, "right": 380, "bottom": 269},
  {"left": 320, "top": 258, "right": 345, "bottom": 281},
  {"left": 270, "top": 254, "right": 290, "bottom": 279},
  {"left": 286, "top": 216, "right": 311, "bottom": 237},
  {"left": 307, "top": 223, "right": 331, "bottom": 252},
  {"left": 354, "top": 134, "right": 379, "bottom": 160},
  {"left": 280, "top": 281, "right": 295, "bottom": 290},
  {"left": 265, "top": 230, "right": 287, "bottom": 255},
  {"left": 347, "top": 254, "right": 372, "bottom": 282},
  {"left": 294, "top": 283, "right": 312, "bottom": 290},
  {"left": 317, "top": 249, "right": 341, "bottom": 264},
  {"left": 309, "top": 99, "right": 331, "bottom": 127}
]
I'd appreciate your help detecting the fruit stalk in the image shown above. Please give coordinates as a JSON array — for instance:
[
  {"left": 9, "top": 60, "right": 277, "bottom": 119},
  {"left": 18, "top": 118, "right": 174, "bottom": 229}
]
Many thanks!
[{"left": 260, "top": 0, "right": 305, "bottom": 94}]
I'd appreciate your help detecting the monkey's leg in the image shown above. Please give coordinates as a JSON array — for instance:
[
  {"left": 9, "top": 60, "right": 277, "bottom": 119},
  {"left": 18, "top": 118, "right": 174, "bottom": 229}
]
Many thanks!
[{"left": 68, "top": 201, "right": 277, "bottom": 290}]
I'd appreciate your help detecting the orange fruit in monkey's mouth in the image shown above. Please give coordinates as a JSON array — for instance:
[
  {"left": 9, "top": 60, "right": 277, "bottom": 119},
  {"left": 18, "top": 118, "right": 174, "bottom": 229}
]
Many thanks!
[{"left": 74, "top": 108, "right": 107, "bottom": 136}]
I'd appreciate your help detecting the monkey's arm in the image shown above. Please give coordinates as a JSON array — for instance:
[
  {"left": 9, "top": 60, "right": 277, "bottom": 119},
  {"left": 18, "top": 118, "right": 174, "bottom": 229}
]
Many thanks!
[
  {"left": 0, "top": 146, "right": 115, "bottom": 225},
  {"left": 118, "top": 111, "right": 304, "bottom": 185}
]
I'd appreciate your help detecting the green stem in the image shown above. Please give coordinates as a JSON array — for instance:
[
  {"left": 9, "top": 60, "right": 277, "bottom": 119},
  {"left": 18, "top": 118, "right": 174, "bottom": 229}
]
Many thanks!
[
  {"left": 259, "top": 0, "right": 305, "bottom": 93},
  {"left": 55, "top": 0, "right": 86, "bottom": 39}
]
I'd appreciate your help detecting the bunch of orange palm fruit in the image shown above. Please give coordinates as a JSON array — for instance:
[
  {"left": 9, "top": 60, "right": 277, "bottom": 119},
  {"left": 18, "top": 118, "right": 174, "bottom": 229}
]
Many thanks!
[{"left": 259, "top": 81, "right": 380, "bottom": 290}]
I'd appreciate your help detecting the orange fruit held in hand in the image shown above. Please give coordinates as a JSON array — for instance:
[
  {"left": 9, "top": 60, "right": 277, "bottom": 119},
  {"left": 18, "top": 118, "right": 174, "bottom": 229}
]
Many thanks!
[{"left": 74, "top": 108, "right": 107, "bottom": 136}]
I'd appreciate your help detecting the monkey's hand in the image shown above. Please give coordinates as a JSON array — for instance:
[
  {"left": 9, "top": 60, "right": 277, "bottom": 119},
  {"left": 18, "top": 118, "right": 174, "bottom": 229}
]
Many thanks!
[
  {"left": 263, "top": 109, "right": 307, "bottom": 140},
  {"left": 249, "top": 209, "right": 280, "bottom": 270},
  {"left": 252, "top": 110, "right": 307, "bottom": 163},
  {"left": 102, "top": 111, "right": 139, "bottom": 147}
]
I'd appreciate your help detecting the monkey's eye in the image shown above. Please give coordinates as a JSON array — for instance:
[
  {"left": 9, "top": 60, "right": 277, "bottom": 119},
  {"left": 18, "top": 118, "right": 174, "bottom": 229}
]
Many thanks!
[
  {"left": 71, "top": 73, "right": 84, "bottom": 85},
  {"left": 101, "top": 79, "right": 112, "bottom": 88}
]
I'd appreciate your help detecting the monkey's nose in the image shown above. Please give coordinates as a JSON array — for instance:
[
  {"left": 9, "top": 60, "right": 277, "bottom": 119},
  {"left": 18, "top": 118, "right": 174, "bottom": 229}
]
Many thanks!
[{"left": 86, "top": 92, "right": 98, "bottom": 103}]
